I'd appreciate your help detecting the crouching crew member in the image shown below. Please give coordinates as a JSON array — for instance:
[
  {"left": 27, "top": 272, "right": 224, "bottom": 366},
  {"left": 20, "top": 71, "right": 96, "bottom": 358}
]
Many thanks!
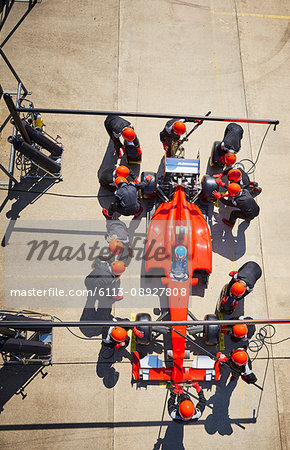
[
  {"left": 104, "top": 114, "right": 142, "bottom": 161},
  {"left": 217, "top": 261, "right": 262, "bottom": 314},
  {"left": 216, "top": 349, "right": 257, "bottom": 384},
  {"left": 214, "top": 168, "right": 262, "bottom": 196},
  {"left": 102, "top": 175, "right": 152, "bottom": 220},
  {"left": 168, "top": 383, "right": 206, "bottom": 423},
  {"left": 106, "top": 219, "right": 134, "bottom": 260},
  {"left": 213, "top": 182, "right": 260, "bottom": 228},
  {"left": 219, "top": 123, "right": 243, "bottom": 155},
  {"left": 222, "top": 316, "right": 256, "bottom": 345},
  {"left": 160, "top": 119, "right": 186, "bottom": 156},
  {"left": 102, "top": 325, "right": 144, "bottom": 349},
  {"left": 99, "top": 164, "right": 139, "bottom": 191}
]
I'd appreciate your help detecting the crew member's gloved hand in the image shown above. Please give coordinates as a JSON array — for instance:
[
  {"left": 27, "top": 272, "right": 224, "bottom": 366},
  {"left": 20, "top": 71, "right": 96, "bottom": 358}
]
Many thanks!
[
  {"left": 212, "top": 190, "right": 222, "bottom": 199},
  {"left": 134, "top": 178, "right": 140, "bottom": 184},
  {"left": 215, "top": 178, "right": 225, "bottom": 187},
  {"left": 136, "top": 146, "right": 142, "bottom": 156},
  {"left": 213, "top": 173, "right": 223, "bottom": 179},
  {"left": 115, "top": 341, "right": 126, "bottom": 349},
  {"left": 216, "top": 352, "right": 228, "bottom": 363},
  {"left": 145, "top": 175, "right": 153, "bottom": 182},
  {"left": 192, "top": 382, "right": 202, "bottom": 393},
  {"left": 173, "top": 384, "right": 184, "bottom": 395},
  {"left": 194, "top": 119, "right": 203, "bottom": 125},
  {"left": 229, "top": 271, "right": 238, "bottom": 276},
  {"left": 133, "top": 326, "right": 144, "bottom": 338},
  {"left": 163, "top": 142, "right": 169, "bottom": 152},
  {"left": 242, "top": 373, "right": 257, "bottom": 384}
]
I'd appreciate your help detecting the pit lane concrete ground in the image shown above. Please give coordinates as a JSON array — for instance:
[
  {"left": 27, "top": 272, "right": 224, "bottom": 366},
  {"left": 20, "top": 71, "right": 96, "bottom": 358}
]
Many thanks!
[{"left": 0, "top": 0, "right": 289, "bottom": 449}]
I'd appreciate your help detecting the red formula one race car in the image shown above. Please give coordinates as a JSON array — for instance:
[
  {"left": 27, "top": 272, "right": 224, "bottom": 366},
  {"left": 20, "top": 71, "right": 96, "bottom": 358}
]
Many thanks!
[{"left": 132, "top": 157, "right": 222, "bottom": 385}]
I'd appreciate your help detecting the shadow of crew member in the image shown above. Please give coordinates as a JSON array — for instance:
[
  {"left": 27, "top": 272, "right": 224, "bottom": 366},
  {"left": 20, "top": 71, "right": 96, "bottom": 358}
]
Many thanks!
[{"left": 205, "top": 368, "right": 236, "bottom": 435}]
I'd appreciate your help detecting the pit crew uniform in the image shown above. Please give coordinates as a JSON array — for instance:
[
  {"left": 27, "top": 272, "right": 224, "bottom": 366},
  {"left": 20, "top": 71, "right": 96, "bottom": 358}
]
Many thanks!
[
  {"left": 217, "top": 123, "right": 244, "bottom": 158},
  {"left": 219, "top": 188, "right": 260, "bottom": 226},
  {"left": 107, "top": 179, "right": 149, "bottom": 217},
  {"left": 106, "top": 219, "right": 134, "bottom": 265},
  {"left": 226, "top": 261, "right": 262, "bottom": 298},
  {"left": 216, "top": 350, "right": 257, "bottom": 384},
  {"left": 160, "top": 118, "right": 186, "bottom": 154},
  {"left": 168, "top": 390, "right": 206, "bottom": 423},
  {"left": 104, "top": 114, "right": 141, "bottom": 157},
  {"left": 99, "top": 165, "right": 137, "bottom": 191}
]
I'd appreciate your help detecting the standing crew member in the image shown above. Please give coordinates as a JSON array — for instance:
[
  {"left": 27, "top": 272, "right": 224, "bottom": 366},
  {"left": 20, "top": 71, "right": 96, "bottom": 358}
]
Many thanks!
[
  {"left": 160, "top": 119, "right": 186, "bottom": 156},
  {"left": 217, "top": 261, "right": 262, "bottom": 314},
  {"left": 214, "top": 168, "right": 262, "bottom": 196},
  {"left": 213, "top": 182, "right": 260, "bottom": 228},
  {"left": 168, "top": 383, "right": 206, "bottom": 422},
  {"left": 216, "top": 348, "right": 257, "bottom": 384},
  {"left": 104, "top": 114, "right": 141, "bottom": 160},
  {"left": 87, "top": 257, "right": 126, "bottom": 301},
  {"left": 99, "top": 164, "right": 139, "bottom": 191},
  {"left": 102, "top": 324, "right": 144, "bottom": 349},
  {"left": 102, "top": 175, "right": 152, "bottom": 220}
]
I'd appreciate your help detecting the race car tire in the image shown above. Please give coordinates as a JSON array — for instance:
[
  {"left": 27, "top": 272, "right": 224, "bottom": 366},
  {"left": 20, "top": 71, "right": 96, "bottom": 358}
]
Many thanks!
[
  {"left": 203, "top": 314, "right": 219, "bottom": 346},
  {"left": 200, "top": 175, "right": 218, "bottom": 203},
  {"left": 135, "top": 313, "right": 152, "bottom": 345}
]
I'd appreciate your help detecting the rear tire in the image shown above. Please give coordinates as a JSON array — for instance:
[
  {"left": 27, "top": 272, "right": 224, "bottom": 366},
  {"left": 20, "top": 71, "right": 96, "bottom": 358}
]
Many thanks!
[
  {"left": 135, "top": 313, "right": 152, "bottom": 345},
  {"left": 203, "top": 314, "right": 219, "bottom": 346}
]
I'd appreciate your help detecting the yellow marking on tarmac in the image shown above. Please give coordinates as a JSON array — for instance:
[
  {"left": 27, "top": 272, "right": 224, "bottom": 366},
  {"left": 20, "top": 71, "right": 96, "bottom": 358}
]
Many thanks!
[
  {"left": 159, "top": 382, "right": 168, "bottom": 389},
  {"left": 218, "top": 312, "right": 225, "bottom": 350},
  {"left": 213, "top": 11, "right": 290, "bottom": 20},
  {"left": 130, "top": 313, "right": 136, "bottom": 352}
]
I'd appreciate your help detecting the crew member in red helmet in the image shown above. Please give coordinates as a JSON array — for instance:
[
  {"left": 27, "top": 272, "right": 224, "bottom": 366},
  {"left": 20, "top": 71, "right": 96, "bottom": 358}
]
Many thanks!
[
  {"left": 104, "top": 114, "right": 141, "bottom": 160},
  {"left": 102, "top": 324, "right": 143, "bottom": 349},
  {"left": 86, "top": 258, "right": 126, "bottom": 301},
  {"left": 102, "top": 175, "right": 152, "bottom": 220},
  {"left": 168, "top": 382, "right": 206, "bottom": 422},
  {"left": 216, "top": 348, "right": 257, "bottom": 384},
  {"left": 213, "top": 182, "right": 260, "bottom": 228},
  {"left": 99, "top": 164, "right": 139, "bottom": 191},
  {"left": 213, "top": 168, "right": 262, "bottom": 196},
  {"left": 159, "top": 119, "right": 187, "bottom": 156},
  {"left": 217, "top": 262, "right": 262, "bottom": 314}
]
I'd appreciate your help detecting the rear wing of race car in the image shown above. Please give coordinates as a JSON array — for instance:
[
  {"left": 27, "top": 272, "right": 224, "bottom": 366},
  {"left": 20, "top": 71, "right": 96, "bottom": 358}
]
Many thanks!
[{"left": 132, "top": 351, "right": 221, "bottom": 382}]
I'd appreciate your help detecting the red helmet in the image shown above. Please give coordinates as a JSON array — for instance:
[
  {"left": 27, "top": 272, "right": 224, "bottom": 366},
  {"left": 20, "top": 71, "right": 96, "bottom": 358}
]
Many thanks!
[
  {"left": 116, "top": 165, "right": 130, "bottom": 178},
  {"left": 179, "top": 400, "right": 194, "bottom": 419},
  {"left": 233, "top": 323, "right": 248, "bottom": 338},
  {"left": 173, "top": 121, "right": 186, "bottom": 136},
  {"left": 115, "top": 176, "right": 128, "bottom": 187},
  {"left": 109, "top": 239, "right": 123, "bottom": 255},
  {"left": 231, "top": 349, "right": 248, "bottom": 366},
  {"left": 224, "top": 153, "right": 237, "bottom": 166},
  {"left": 227, "top": 182, "right": 241, "bottom": 197},
  {"left": 228, "top": 168, "right": 242, "bottom": 182},
  {"left": 231, "top": 281, "right": 246, "bottom": 297},
  {"left": 122, "top": 127, "right": 135, "bottom": 142},
  {"left": 111, "top": 260, "right": 126, "bottom": 275},
  {"left": 111, "top": 326, "right": 127, "bottom": 343}
]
